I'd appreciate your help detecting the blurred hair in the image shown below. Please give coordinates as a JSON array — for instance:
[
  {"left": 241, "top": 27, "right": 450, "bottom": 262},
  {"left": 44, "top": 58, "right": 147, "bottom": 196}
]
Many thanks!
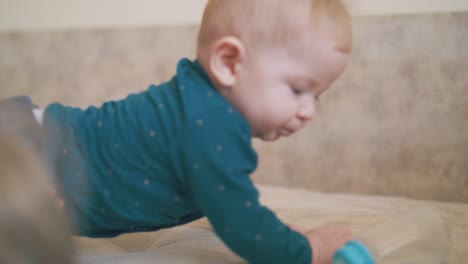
[
  {"left": 0, "top": 132, "right": 76, "bottom": 264},
  {"left": 197, "top": 0, "right": 352, "bottom": 54}
]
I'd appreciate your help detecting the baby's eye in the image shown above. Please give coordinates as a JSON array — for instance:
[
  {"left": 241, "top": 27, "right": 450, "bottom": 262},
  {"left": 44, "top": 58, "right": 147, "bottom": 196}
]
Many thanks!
[{"left": 291, "top": 87, "right": 304, "bottom": 95}]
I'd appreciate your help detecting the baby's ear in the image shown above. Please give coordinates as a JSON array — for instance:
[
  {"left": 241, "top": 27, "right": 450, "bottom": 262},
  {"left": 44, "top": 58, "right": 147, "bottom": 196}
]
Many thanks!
[{"left": 208, "top": 36, "right": 245, "bottom": 88}]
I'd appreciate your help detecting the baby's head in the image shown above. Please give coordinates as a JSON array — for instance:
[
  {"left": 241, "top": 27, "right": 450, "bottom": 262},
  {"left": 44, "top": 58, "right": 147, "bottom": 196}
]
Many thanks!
[
  {"left": 0, "top": 133, "right": 75, "bottom": 263},
  {"left": 197, "top": 0, "right": 352, "bottom": 141}
]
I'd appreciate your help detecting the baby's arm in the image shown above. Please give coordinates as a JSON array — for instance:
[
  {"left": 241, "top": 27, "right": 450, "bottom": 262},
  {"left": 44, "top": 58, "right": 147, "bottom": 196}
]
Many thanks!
[{"left": 170, "top": 114, "right": 312, "bottom": 263}]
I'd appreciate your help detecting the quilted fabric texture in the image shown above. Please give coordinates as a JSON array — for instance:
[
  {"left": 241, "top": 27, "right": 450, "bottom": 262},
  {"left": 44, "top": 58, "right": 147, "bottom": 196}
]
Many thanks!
[{"left": 75, "top": 185, "right": 468, "bottom": 264}]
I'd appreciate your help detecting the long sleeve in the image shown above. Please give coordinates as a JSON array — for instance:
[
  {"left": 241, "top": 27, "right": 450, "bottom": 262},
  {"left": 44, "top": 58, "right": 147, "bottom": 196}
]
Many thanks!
[{"left": 169, "top": 110, "right": 312, "bottom": 264}]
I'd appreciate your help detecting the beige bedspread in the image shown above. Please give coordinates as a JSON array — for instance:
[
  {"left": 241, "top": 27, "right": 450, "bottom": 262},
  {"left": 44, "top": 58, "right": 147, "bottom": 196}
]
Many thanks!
[{"left": 75, "top": 185, "right": 468, "bottom": 263}]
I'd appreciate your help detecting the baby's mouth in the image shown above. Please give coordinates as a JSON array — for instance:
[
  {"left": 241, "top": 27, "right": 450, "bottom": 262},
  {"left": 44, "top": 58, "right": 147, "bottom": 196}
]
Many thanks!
[{"left": 278, "top": 128, "right": 294, "bottom": 137}]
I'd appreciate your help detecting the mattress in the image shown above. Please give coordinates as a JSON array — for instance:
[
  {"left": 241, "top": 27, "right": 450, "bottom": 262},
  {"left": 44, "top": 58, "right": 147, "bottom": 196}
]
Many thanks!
[{"left": 75, "top": 185, "right": 468, "bottom": 264}]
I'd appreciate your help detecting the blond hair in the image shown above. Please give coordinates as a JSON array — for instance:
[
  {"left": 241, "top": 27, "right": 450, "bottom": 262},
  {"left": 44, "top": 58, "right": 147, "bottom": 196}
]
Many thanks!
[
  {"left": 197, "top": 0, "right": 352, "bottom": 54},
  {"left": 0, "top": 133, "right": 76, "bottom": 264}
]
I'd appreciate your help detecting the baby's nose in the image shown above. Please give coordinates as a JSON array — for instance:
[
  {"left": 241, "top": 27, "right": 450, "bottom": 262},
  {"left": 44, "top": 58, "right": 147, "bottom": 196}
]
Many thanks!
[{"left": 298, "top": 102, "right": 315, "bottom": 121}]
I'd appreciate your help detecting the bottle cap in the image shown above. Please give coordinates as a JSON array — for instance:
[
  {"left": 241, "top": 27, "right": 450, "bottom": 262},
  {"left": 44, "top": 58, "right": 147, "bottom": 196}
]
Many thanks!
[{"left": 333, "top": 240, "right": 376, "bottom": 264}]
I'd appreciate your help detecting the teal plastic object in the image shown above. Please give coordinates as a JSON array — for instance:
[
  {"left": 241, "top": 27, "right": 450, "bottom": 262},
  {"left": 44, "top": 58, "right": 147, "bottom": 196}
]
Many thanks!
[{"left": 333, "top": 240, "right": 375, "bottom": 264}]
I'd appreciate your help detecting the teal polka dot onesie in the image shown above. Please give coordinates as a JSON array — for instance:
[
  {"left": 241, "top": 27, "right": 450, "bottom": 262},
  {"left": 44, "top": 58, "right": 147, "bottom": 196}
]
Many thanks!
[{"left": 42, "top": 59, "right": 312, "bottom": 263}]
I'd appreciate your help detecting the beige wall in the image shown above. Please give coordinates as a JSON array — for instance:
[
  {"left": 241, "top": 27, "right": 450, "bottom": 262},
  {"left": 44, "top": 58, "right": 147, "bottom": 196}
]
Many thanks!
[
  {"left": 349, "top": 0, "right": 468, "bottom": 15},
  {"left": 1, "top": 0, "right": 468, "bottom": 31}
]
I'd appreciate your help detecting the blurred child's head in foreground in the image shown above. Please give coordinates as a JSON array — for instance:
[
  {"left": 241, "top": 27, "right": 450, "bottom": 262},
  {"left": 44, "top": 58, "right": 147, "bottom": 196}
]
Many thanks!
[{"left": 0, "top": 133, "right": 75, "bottom": 264}]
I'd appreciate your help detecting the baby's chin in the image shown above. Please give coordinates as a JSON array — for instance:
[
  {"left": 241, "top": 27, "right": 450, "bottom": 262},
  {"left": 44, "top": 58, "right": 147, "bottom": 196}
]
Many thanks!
[{"left": 256, "top": 131, "right": 282, "bottom": 142}]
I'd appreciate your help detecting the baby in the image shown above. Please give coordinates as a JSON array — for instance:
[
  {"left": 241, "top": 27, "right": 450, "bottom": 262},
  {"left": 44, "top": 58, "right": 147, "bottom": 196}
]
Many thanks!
[{"left": 1, "top": 0, "right": 354, "bottom": 263}]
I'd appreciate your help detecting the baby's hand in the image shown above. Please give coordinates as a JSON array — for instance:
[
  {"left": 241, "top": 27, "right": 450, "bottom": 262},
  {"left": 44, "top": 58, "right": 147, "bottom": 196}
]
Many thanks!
[{"left": 305, "top": 225, "right": 352, "bottom": 264}]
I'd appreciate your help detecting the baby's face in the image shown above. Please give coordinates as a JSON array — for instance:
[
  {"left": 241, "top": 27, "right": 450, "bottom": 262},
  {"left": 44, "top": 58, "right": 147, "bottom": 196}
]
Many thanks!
[{"left": 227, "top": 33, "right": 349, "bottom": 141}]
